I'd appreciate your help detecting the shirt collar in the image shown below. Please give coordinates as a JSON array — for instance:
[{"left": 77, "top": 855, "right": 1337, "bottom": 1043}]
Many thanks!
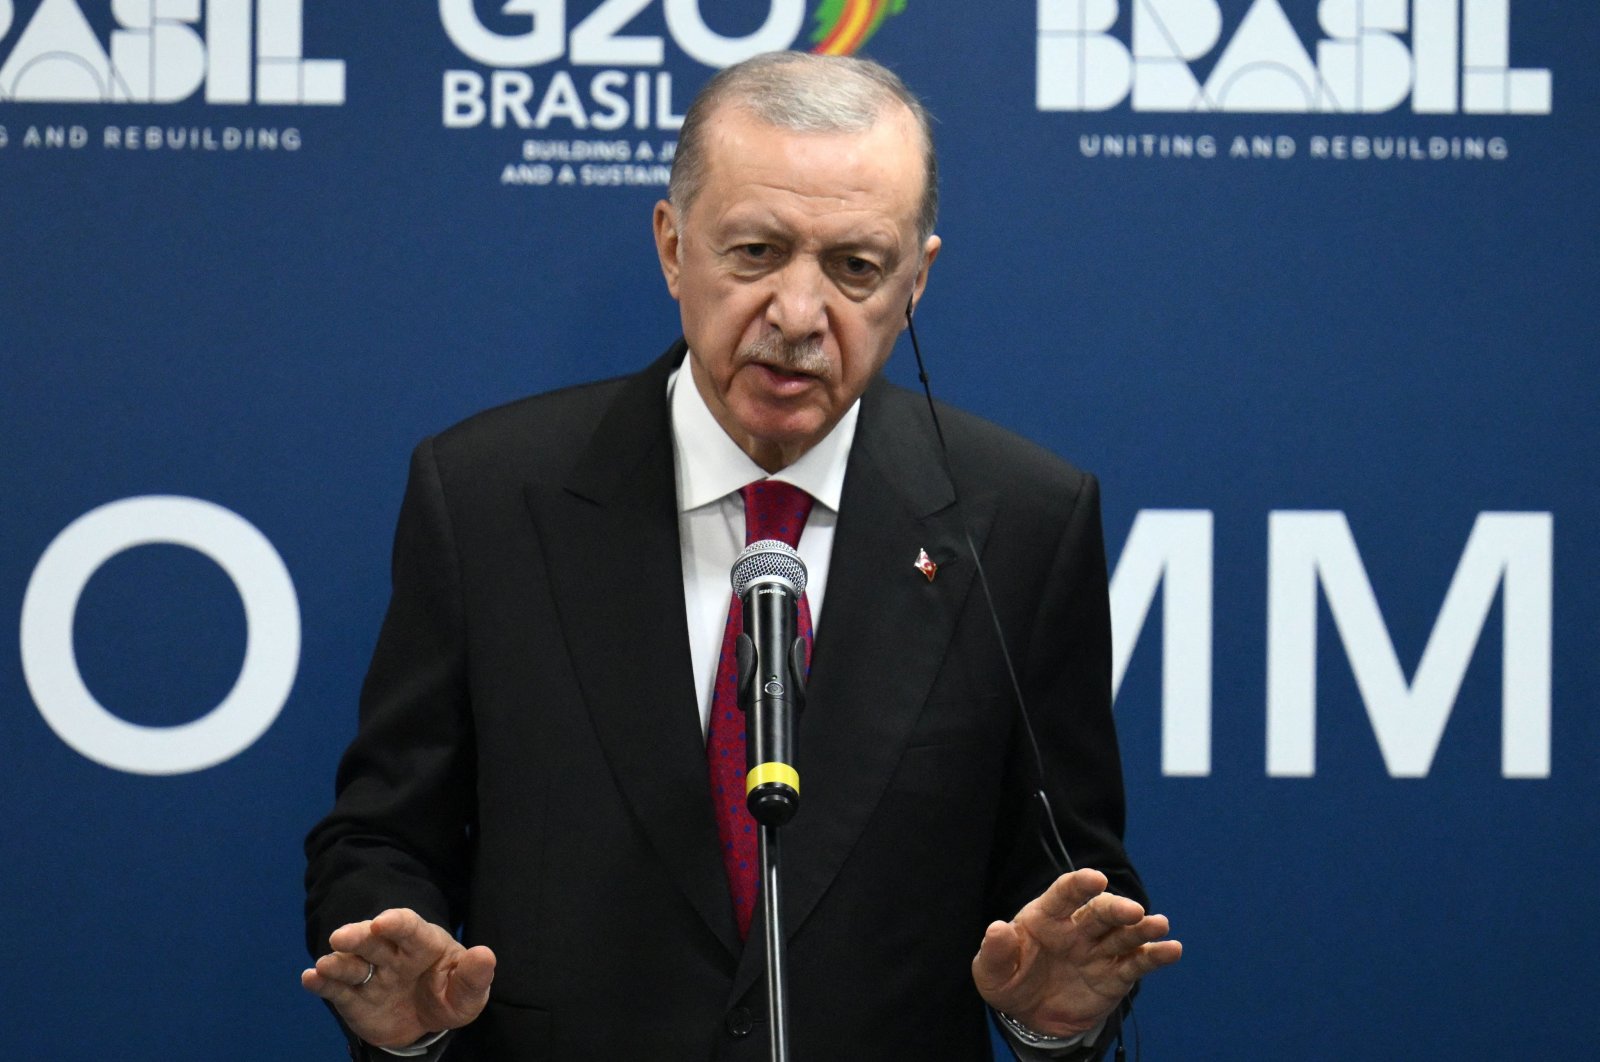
[{"left": 668, "top": 358, "right": 857, "bottom": 514}]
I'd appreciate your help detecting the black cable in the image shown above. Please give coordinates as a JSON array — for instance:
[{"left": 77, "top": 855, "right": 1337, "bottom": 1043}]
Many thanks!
[
  {"left": 906, "top": 302, "right": 1157, "bottom": 1057},
  {"left": 904, "top": 303, "right": 1074, "bottom": 874}
]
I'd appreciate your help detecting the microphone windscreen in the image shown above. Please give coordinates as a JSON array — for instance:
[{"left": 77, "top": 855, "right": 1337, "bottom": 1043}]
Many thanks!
[{"left": 731, "top": 539, "right": 808, "bottom": 597}]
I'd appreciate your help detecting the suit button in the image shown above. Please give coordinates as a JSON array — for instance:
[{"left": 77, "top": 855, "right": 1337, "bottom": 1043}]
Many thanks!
[{"left": 725, "top": 1006, "right": 754, "bottom": 1038}]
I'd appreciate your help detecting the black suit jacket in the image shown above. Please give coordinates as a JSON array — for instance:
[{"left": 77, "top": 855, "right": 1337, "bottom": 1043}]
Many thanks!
[{"left": 305, "top": 342, "right": 1143, "bottom": 1060}]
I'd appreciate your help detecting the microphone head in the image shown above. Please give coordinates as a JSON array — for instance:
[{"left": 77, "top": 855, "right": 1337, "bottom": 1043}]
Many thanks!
[{"left": 731, "top": 539, "right": 808, "bottom": 598}]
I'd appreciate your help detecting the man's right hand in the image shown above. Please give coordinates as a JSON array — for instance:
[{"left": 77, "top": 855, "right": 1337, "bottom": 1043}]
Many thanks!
[{"left": 300, "top": 908, "right": 497, "bottom": 1050}]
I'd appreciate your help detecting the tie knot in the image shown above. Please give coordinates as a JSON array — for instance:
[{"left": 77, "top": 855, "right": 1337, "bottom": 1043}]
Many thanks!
[{"left": 740, "top": 481, "right": 814, "bottom": 548}]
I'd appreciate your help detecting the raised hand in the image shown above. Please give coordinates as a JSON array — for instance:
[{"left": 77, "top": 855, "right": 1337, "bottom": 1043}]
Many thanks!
[
  {"left": 300, "top": 907, "right": 497, "bottom": 1050},
  {"left": 972, "top": 868, "right": 1181, "bottom": 1038}
]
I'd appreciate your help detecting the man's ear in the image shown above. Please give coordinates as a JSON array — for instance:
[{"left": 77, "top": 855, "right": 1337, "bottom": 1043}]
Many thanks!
[
  {"left": 652, "top": 201, "right": 682, "bottom": 300},
  {"left": 907, "top": 234, "right": 941, "bottom": 316}
]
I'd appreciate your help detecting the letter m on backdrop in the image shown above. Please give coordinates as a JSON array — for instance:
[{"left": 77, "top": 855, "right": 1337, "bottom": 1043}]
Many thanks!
[
  {"left": 1109, "top": 510, "right": 1214, "bottom": 776},
  {"left": 1266, "top": 512, "right": 1552, "bottom": 778}
]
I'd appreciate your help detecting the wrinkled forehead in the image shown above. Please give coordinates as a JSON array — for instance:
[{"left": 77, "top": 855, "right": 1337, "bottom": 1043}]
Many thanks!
[
  {"left": 701, "top": 91, "right": 928, "bottom": 151},
  {"left": 696, "top": 102, "right": 928, "bottom": 224}
]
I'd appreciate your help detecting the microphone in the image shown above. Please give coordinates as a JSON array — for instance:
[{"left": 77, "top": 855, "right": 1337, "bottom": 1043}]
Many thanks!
[{"left": 730, "top": 539, "right": 809, "bottom": 827}]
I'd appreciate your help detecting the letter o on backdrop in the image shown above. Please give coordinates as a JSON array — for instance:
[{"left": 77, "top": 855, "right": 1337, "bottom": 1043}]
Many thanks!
[{"left": 20, "top": 496, "right": 300, "bottom": 775}]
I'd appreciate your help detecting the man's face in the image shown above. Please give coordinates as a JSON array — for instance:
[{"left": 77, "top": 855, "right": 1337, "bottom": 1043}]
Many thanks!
[{"left": 653, "top": 102, "right": 940, "bottom": 472}]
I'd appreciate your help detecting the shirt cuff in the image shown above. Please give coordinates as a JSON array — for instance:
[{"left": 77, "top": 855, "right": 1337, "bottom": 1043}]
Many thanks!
[
  {"left": 994, "top": 1010, "right": 1106, "bottom": 1059},
  {"left": 375, "top": 1030, "right": 449, "bottom": 1057}
]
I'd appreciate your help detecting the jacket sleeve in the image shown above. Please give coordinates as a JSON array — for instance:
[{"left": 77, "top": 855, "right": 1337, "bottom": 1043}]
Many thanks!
[{"left": 303, "top": 438, "right": 479, "bottom": 1048}]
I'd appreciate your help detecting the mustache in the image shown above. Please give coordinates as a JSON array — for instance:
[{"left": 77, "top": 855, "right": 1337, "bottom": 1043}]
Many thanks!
[{"left": 738, "top": 333, "right": 830, "bottom": 378}]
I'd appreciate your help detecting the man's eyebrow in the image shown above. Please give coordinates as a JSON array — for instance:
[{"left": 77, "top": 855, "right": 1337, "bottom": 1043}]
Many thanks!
[
  {"left": 709, "top": 213, "right": 902, "bottom": 257},
  {"left": 710, "top": 215, "right": 788, "bottom": 241},
  {"left": 841, "top": 233, "right": 897, "bottom": 250},
  {"left": 831, "top": 232, "right": 901, "bottom": 259}
]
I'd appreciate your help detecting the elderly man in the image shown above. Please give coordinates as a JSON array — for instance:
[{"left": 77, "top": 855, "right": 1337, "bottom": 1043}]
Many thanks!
[{"left": 303, "top": 51, "right": 1179, "bottom": 1060}]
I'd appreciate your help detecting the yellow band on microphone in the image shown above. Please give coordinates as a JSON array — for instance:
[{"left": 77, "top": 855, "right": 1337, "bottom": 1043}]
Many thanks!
[{"left": 746, "top": 762, "right": 800, "bottom": 796}]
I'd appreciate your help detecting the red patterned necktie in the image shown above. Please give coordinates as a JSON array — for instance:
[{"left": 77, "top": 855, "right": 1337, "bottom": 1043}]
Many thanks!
[{"left": 708, "top": 480, "right": 815, "bottom": 940}]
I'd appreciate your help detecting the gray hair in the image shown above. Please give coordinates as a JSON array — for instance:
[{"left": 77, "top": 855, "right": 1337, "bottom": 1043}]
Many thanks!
[{"left": 668, "top": 51, "right": 939, "bottom": 242}]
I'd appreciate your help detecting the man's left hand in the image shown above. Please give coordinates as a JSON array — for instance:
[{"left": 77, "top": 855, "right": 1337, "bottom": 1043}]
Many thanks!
[{"left": 971, "top": 868, "right": 1182, "bottom": 1038}]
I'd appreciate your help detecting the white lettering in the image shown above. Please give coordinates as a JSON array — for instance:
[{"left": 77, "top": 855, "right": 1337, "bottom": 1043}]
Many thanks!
[
  {"left": 1037, "top": 0, "right": 1131, "bottom": 110},
  {"left": 1463, "top": 0, "right": 1550, "bottom": 112},
  {"left": 491, "top": 69, "right": 535, "bottom": 128},
  {"left": 0, "top": 0, "right": 343, "bottom": 104},
  {"left": 205, "top": 0, "right": 252, "bottom": 103},
  {"left": 1110, "top": 511, "right": 1214, "bottom": 776},
  {"left": 439, "top": 0, "right": 565, "bottom": 67},
  {"left": 443, "top": 69, "right": 486, "bottom": 127},
  {"left": 109, "top": 0, "right": 207, "bottom": 104},
  {"left": 532, "top": 68, "right": 587, "bottom": 127},
  {"left": 1266, "top": 511, "right": 1551, "bottom": 778},
  {"left": 17, "top": 122, "right": 87, "bottom": 147},
  {"left": 1317, "top": 0, "right": 1412, "bottom": 113},
  {"left": 1038, "top": 0, "right": 1552, "bottom": 114},
  {"left": 589, "top": 69, "right": 629, "bottom": 130},
  {"left": 653, "top": 70, "right": 681, "bottom": 128},
  {"left": 571, "top": 0, "right": 660, "bottom": 65},
  {"left": 1411, "top": 0, "right": 1458, "bottom": 112},
  {"left": 1133, "top": 0, "right": 1220, "bottom": 111},
  {"left": 256, "top": 0, "right": 344, "bottom": 104},
  {"left": 19, "top": 496, "right": 301, "bottom": 776},
  {"left": 1206, "top": 0, "right": 1326, "bottom": 111},
  {"left": 662, "top": 0, "right": 805, "bottom": 68},
  {"left": 441, "top": 66, "right": 680, "bottom": 130},
  {"left": 0, "top": 0, "right": 115, "bottom": 100}
]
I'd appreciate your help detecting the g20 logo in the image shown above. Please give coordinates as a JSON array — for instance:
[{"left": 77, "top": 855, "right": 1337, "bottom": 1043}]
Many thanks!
[
  {"left": 439, "top": 1, "right": 909, "bottom": 131},
  {"left": 439, "top": 0, "right": 906, "bottom": 68}
]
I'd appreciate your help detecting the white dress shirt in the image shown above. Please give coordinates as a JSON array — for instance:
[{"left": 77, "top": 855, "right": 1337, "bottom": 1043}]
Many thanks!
[
  {"left": 667, "top": 361, "right": 1097, "bottom": 1058},
  {"left": 668, "top": 363, "right": 856, "bottom": 736}
]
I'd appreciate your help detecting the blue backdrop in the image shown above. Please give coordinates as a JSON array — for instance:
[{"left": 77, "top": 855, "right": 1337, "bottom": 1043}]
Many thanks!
[{"left": 3, "top": 1, "right": 1595, "bottom": 1056}]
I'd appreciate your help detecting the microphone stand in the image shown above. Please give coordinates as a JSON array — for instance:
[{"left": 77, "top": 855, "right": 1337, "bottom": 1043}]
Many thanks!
[
  {"left": 735, "top": 581, "right": 806, "bottom": 1062},
  {"left": 732, "top": 543, "right": 809, "bottom": 1062},
  {"left": 758, "top": 821, "right": 790, "bottom": 1062}
]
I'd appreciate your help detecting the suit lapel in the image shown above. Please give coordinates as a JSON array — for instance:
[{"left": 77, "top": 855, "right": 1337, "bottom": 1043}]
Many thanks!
[
  {"left": 529, "top": 352, "right": 1002, "bottom": 988},
  {"left": 730, "top": 382, "right": 998, "bottom": 1000},
  {"left": 527, "top": 342, "right": 742, "bottom": 959}
]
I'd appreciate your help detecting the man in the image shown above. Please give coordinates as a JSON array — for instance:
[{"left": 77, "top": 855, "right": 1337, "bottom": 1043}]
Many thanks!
[{"left": 303, "top": 52, "right": 1179, "bottom": 1059}]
